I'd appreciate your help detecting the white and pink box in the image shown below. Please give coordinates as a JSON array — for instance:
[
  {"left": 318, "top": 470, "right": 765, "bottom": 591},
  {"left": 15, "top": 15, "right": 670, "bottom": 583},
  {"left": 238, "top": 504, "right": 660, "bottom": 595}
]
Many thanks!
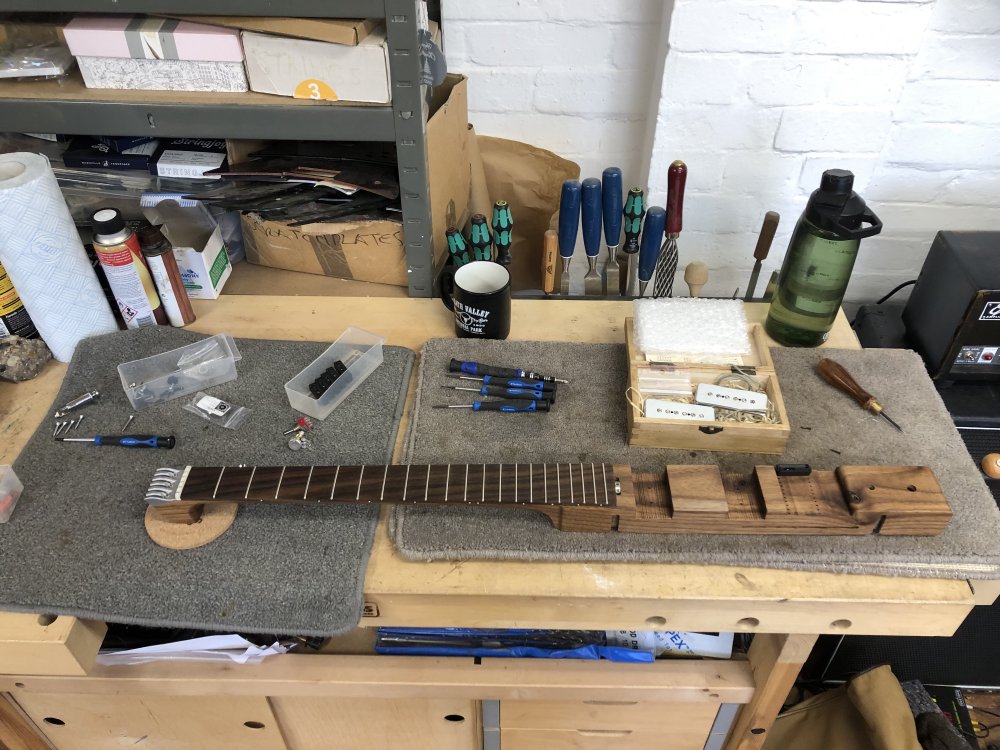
[{"left": 63, "top": 16, "right": 248, "bottom": 92}]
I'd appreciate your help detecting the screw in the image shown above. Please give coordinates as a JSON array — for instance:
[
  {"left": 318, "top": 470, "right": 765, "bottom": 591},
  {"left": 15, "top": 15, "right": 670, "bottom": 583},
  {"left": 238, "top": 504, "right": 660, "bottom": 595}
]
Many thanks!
[
  {"left": 122, "top": 414, "right": 135, "bottom": 433},
  {"left": 75, "top": 415, "right": 83, "bottom": 430},
  {"left": 52, "top": 422, "right": 63, "bottom": 437}
]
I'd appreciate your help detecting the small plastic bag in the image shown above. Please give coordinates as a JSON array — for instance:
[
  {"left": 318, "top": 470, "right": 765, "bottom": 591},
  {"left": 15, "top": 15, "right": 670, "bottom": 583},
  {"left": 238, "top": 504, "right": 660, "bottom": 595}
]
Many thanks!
[{"left": 183, "top": 392, "right": 250, "bottom": 430}]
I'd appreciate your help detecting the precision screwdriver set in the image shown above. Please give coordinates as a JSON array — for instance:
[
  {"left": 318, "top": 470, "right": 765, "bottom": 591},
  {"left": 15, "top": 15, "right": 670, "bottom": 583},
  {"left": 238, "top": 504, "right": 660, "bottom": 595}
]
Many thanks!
[{"left": 435, "top": 358, "right": 566, "bottom": 414}]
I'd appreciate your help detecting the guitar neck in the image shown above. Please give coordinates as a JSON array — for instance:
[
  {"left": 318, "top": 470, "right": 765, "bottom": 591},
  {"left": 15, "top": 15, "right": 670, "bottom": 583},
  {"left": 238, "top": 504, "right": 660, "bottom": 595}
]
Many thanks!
[{"left": 146, "top": 463, "right": 623, "bottom": 510}]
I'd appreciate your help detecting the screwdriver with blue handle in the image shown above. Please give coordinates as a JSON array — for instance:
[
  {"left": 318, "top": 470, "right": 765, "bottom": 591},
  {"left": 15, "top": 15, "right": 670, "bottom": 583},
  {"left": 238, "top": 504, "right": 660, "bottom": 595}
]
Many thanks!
[
  {"left": 581, "top": 177, "right": 603, "bottom": 296},
  {"left": 449, "top": 358, "right": 569, "bottom": 384},
  {"left": 448, "top": 374, "right": 555, "bottom": 393},
  {"left": 434, "top": 399, "right": 551, "bottom": 413},
  {"left": 602, "top": 167, "right": 623, "bottom": 297},
  {"left": 557, "top": 179, "right": 581, "bottom": 295},
  {"left": 638, "top": 205, "right": 666, "bottom": 296},
  {"left": 441, "top": 384, "right": 554, "bottom": 403},
  {"left": 57, "top": 435, "right": 175, "bottom": 448}
]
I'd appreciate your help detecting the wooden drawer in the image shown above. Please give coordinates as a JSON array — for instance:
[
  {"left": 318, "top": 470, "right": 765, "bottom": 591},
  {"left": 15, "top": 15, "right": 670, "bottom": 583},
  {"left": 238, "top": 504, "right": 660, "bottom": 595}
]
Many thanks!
[
  {"left": 501, "top": 727, "right": 704, "bottom": 750},
  {"left": 501, "top": 699, "right": 719, "bottom": 733}
]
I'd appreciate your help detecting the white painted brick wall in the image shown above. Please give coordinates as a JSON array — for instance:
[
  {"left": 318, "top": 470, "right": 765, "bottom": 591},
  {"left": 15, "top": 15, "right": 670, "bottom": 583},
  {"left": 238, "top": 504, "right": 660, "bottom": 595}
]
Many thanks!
[{"left": 442, "top": 0, "right": 1000, "bottom": 302}]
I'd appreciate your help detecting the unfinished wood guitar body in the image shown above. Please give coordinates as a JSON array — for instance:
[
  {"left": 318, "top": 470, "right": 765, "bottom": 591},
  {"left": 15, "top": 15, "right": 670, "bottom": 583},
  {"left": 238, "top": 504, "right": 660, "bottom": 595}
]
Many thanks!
[{"left": 143, "top": 462, "right": 951, "bottom": 546}]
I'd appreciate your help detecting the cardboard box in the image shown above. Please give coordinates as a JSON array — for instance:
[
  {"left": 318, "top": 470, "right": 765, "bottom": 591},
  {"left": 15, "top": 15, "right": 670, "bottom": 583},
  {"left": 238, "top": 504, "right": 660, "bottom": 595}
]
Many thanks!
[
  {"left": 241, "top": 75, "right": 473, "bottom": 287},
  {"left": 150, "top": 138, "right": 227, "bottom": 179},
  {"left": 140, "top": 194, "right": 232, "bottom": 299},
  {"left": 169, "top": 16, "right": 378, "bottom": 46},
  {"left": 64, "top": 16, "right": 243, "bottom": 61},
  {"left": 242, "top": 28, "right": 390, "bottom": 103},
  {"left": 75, "top": 56, "right": 247, "bottom": 93}
]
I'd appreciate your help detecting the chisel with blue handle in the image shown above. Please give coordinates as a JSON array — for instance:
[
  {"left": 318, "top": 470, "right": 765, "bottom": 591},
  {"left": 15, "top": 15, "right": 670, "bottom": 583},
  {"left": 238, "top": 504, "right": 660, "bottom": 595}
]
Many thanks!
[
  {"left": 638, "top": 206, "right": 666, "bottom": 297},
  {"left": 57, "top": 435, "right": 176, "bottom": 449},
  {"left": 449, "top": 358, "right": 569, "bottom": 384},
  {"left": 434, "top": 399, "right": 551, "bottom": 413},
  {"left": 602, "top": 167, "right": 623, "bottom": 297},
  {"left": 581, "top": 177, "right": 603, "bottom": 296},
  {"left": 557, "top": 179, "right": 582, "bottom": 295},
  {"left": 442, "top": 384, "right": 555, "bottom": 403}
]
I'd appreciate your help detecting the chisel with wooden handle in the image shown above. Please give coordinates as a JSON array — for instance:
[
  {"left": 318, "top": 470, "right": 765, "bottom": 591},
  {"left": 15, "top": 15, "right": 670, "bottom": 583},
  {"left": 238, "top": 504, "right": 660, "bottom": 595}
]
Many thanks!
[
  {"left": 622, "top": 187, "right": 645, "bottom": 296},
  {"left": 638, "top": 206, "right": 666, "bottom": 296},
  {"left": 581, "top": 177, "right": 603, "bottom": 296},
  {"left": 558, "top": 179, "right": 581, "bottom": 295},
  {"left": 541, "top": 230, "right": 558, "bottom": 294},
  {"left": 602, "top": 167, "right": 623, "bottom": 297},
  {"left": 744, "top": 211, "right": 779, "bottom": 301},
  {"left": 653, "top": 160, "right": 687, "bottom": 297}
]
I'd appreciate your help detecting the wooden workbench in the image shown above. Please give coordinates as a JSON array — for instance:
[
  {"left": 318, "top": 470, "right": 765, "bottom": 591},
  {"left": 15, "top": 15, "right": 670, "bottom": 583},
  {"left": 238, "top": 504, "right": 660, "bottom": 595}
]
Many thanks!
[{"left": 0, "top": 298, "right": 989, "bottom": 750}]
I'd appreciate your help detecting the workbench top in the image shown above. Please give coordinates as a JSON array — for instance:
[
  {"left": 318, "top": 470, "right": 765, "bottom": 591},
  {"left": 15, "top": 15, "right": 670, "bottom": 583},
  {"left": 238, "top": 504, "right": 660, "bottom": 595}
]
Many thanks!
[{"left": 0, "top": 297, "right": 980, "bottom": 638}]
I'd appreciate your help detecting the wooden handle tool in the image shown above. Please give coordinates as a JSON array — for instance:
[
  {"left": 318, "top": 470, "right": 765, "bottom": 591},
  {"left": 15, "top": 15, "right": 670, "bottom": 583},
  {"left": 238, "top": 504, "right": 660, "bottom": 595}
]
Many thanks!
[
  {"left": 817, "top": 358, "right": 903, "bottom": 431},
  {"left": 684, "top": 261, "right": 708, "bottom": 297},
  {"left": 744, "top": 211, "right": 779, "bottom": 300},
  {"left": 542, "top": 230, "right": 558, "bottom": 294}
]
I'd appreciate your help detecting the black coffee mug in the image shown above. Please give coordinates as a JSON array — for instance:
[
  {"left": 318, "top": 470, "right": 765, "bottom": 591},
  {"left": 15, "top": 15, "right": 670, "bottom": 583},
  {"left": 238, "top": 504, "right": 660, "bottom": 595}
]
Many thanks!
[{"left": 440, "top": 261, "right": 511, "bottom": 340}]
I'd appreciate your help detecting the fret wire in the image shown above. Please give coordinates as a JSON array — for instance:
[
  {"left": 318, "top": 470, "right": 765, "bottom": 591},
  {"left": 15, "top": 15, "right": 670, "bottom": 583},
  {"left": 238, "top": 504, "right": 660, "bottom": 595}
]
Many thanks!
[
  {"left": 529, "top": 464, "right": 533, "bottom": 504},
  {"left": 602, "top": 463, "right": 608, "bottom": 506},
  {"left": 329, "top": 465, "right": 340, "bottom": 500},
  {"left": 543, "top": 464, "right": 547, "bottom": 504},
  {"left": 481, "top": 463, "right": 486, "bottom": 504},
  {"left": 580, "top": 462, "right": 586, "bottom": 505},
  {"left": 274, "top": 466, "right": 286, "bottom": 500},
  {"left": 592, "top": 463, "right": 598, "bottom": 507},
  {"left": 244, "top": 466, "right": 256, "bottom": 500},
  {"left": 212, "top": 467, "right": 225, "bottom": 499},
  {"left": 380, "top": 465, "right": 389, "bottom": 502},
  {"left": 568, "top": 463, "right": 573, "bottom": 506},
  {"left": 402, "top": 464, "right": 411, "bottom": 503},
  {"left": 424, "top": 464, "right": 431, "bottom": 503},
  {"left": 303, "top": 465, "right": 314, "bottom": 501},
  {"left": 556, "top": 463, "right": 560, "bottom": 505},
  {"left": 513, "top": 463, "right": 517, "bottom": 504},
  {"left": 444, "top": 464, "right": 450, "bottom": 502},
  {"left": 356, "top": 465, "right": 365, "bottom": 501},
  {"left": 498, "top": 463, "right": 502, "bottom": 504},
  {"left": 464, "top": 464, "right": 469, "bottom": 503}
]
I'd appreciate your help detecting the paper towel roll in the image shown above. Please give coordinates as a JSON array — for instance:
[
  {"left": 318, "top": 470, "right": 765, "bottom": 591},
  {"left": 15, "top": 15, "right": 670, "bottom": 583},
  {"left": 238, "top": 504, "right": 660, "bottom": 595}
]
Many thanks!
[{"left": 0, "top": 153, "right": 118, "bottom": 362}]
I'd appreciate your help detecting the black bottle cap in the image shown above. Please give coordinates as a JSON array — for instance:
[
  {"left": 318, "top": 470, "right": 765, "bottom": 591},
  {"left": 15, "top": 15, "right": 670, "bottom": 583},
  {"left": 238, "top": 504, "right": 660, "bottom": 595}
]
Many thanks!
[
  {"left": 91, "top": 208, "right": 125, "bottom": 236},
  {"left": 819, "top": 169, "right": 854, "bottom": 195}
]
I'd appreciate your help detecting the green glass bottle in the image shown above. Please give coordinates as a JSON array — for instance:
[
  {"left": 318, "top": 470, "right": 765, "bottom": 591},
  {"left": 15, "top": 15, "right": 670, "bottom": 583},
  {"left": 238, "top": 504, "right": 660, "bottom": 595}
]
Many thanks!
[{"left": 765, "top": 169, "right": 883, "bottom": 347}]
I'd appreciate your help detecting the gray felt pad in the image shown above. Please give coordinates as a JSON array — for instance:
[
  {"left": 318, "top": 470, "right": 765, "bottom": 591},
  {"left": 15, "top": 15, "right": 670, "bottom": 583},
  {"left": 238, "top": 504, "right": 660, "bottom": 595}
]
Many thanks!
[
  {"left": 393, "top": 339, "right": 1000, "bottom": 579},
  {"left": 2, "top": 326, "right": 413, "bottom": 636}
]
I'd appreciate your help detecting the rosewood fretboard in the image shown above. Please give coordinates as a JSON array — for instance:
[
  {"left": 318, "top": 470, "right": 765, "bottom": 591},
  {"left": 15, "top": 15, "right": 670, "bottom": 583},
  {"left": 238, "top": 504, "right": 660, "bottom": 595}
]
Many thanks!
[{"left": 148, "top": 463, "right": 621, "bottom": 509}]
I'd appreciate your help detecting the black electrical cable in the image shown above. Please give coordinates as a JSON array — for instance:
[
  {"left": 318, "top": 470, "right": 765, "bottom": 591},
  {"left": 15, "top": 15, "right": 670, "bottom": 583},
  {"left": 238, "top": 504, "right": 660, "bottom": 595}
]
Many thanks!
[{"left": 875, "top": 279, "right": 917, "bottom": 305}]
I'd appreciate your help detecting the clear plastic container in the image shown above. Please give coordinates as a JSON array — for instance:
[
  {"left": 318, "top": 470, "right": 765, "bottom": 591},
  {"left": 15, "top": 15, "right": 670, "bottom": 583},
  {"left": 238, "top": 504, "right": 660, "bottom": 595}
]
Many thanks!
[
  {"left": 118, "top": 334, "right": 242, "bottom": 410},
  {"left": 285, "top": 327, "right": 385, "bottom": 420},
  {"left": 0, "top": 465, "right": 24, "bottom": 523}
]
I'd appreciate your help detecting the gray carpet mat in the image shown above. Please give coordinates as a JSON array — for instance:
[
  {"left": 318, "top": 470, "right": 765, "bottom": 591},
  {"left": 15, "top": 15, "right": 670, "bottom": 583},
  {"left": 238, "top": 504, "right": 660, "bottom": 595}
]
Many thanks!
[
  {"left": 2, "top": 326, "right": 413, "bottom": 636},
  {"left": 393, "top": 339, "right": 1000, "bottom": 579}
]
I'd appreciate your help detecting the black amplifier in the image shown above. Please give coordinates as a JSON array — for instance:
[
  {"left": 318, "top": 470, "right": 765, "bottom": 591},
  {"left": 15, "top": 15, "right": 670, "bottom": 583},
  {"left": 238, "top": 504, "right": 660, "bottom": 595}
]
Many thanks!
[{"left": 904, "top": 231, "right": 1000, "bottom": 381}]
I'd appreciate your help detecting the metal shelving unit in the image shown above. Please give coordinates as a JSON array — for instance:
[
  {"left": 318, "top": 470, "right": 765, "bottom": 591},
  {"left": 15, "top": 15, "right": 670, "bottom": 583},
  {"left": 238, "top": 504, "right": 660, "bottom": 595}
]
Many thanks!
[{"left": 0, "top": 0, "right": 440, "bottom": 296}]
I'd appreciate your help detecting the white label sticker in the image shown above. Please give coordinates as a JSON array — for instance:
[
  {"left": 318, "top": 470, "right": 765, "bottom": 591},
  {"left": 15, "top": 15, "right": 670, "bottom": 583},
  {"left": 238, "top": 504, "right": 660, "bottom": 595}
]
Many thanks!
[
  {"left": 695, "top": 384, "right": 767, "bottom": 413},
  {"left": 644, "top": 399, "right": 716, "bottom": 422},
  {"left": 196, "top": 395, "right": 231, "bottom": 416}
]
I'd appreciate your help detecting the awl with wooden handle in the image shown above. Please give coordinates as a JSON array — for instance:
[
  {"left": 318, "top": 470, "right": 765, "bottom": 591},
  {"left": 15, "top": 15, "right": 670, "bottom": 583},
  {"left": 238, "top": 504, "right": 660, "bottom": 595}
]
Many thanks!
[
  {"left": 541, "top": 229, "right": 558, "bottom": 294},
  {"left": 684, "top": 261, "right": 709, "bottom": 297},
  {"left": 602, "top": 167, "right": 623, "bottom": 297},
  {"left": 744, "top": 211, "right": 779, "bottom": 301},
  {"left": 622, "top": 187, "right": 645, "bottom": 296},
  {"left": 557, "top": 179, "right": 582, "bottom": 295},
  {"left": 581, "top": 178, "right": 603, "bottom": 296},
  {"left": 652, "top": 160, "right": 687, "bottom": 297},
  {"left": 638, "top": 206, "right": 666, "bottom": 296},
  {"left": 816, "top": 357, "right": 903, "bottom": 432}
]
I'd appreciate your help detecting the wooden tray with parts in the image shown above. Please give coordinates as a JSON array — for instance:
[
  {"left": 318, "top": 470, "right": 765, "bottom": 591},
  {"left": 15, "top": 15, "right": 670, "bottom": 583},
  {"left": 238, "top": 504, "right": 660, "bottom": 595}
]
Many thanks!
[
  {"left": 143, "top": 461, "right": 952, "bottom": 541},
  {"left": 625, "top": 317, "right": 792, "bottom": 454}
]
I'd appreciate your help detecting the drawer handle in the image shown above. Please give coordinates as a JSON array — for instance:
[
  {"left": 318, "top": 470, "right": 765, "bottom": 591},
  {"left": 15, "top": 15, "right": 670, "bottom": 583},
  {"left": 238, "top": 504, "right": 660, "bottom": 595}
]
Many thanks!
[
  {"left": 576, "top": 729, "right": 633, "bottom": 737},
  {"left": 582, "top": 700, "right": 639, "bottom": 706}
]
